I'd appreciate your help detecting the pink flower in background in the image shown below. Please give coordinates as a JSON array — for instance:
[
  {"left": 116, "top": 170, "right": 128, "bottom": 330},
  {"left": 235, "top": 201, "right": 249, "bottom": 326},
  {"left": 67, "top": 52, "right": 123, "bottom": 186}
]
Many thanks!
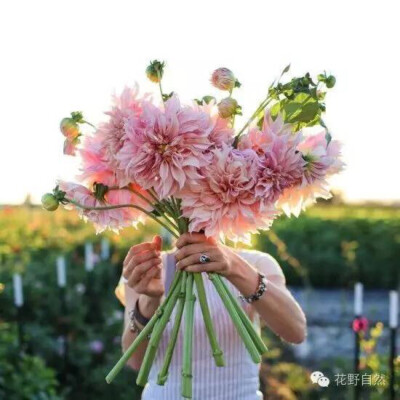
[
  {"left": 180, "top": 145, "right": 278, "bottom": 242},
  {"left": 118, "top": 95, "right": 212, "bottom": 198},
  {"left": 57, "top": 181, "right": 147, "bottom": 232},
  {"left": 353, "top": 317, "right": 369, "bottom": 333}
]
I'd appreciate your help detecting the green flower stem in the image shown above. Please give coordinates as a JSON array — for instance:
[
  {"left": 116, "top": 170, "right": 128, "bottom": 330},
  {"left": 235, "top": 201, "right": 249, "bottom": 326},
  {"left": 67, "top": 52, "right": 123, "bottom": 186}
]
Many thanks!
[
  {"left": 136, "top": 278, "right": 183, "bottom": 386},
  {"left": 193, "top": 272, "right": 225, "bottom": 367},
  {"left": 105, "top": 309, "right": 159, "bottom": 383},
  {"left": 217, "top": 275, "right": 268, "bottom": 355},
  {"left": 182, "top": 273, "right": 196, "bottom": 399},
  {"left": 157, "top": 272, "right": 188, "bottom": 385},
  {"left": 123, "top": 187, "right": 180, "bottom": 232},
  {"left": 208, "top": 273, "right": 261, "bottom": 364},
  {"left": 66, "top": 199, "right": 179, "bottom": 238},
  {"left": 82, "top": 120, "right": 96, "bottom": 129},
  {"left": 106, "top": 271, "right": 183, "bottom": 384}
]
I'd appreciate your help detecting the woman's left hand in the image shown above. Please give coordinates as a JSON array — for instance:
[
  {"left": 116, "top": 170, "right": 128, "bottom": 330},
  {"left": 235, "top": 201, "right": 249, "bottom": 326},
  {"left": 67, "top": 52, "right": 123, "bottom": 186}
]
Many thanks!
[{"left": 175, "top": 232, "right": 237, "bottom": 277}]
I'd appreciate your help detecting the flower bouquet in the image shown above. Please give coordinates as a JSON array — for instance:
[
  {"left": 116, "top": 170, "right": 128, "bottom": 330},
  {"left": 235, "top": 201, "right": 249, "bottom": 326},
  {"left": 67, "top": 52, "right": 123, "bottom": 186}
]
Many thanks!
[{"left": 42, "top": 60, "right": 343, "bottom": 398}]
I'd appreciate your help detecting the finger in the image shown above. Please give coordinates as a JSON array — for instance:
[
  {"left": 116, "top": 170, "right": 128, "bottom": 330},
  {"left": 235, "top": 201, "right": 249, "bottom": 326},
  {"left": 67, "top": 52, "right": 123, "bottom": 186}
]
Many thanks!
[
  {"left": 128, "top": 258, "right": 162, "bottom": 287},
  {"left": 183, "top": 262, "right": 223, "bottom": 274},
  {"left": 176, "top": 250, "right": 221, "bottom": 270},
  {"left": 175, "top": 232, "right": 215, "bottom": 249},
  {"left": 175, "top": 243, "right": 215, "bottom": 261},
  {"left": 124, "top": 242, "right": 155, "bottom": 266},
  {"left": 153, "top": 235, "right": 163, "bottom": 252},
  {"left": 123, "top": 250, "right": 160, "bottom": 279},
  {"left": 136, "top": 266, "right": 160, "bottom": 291}
]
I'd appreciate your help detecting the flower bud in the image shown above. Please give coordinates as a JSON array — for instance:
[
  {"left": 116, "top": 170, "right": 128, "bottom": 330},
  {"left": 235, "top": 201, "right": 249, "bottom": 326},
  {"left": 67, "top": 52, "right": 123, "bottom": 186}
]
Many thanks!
[
  {"left": 60, "top": 118, "right": 79, "bottom": 139},
  {"left": 146, "top": 60, "right": 165, "bottom": 83},
  {"left": 218, "top": 98, "right": 238, "bottom": 118},
  {"left": 41, "top": 193, "right": 59, "bottom": 211},
  {"left": 211, "top": 68, "right": 238, "bottom": 91},
  {"left": 325, "top": 75, "right": 336, "bottom": 88}
]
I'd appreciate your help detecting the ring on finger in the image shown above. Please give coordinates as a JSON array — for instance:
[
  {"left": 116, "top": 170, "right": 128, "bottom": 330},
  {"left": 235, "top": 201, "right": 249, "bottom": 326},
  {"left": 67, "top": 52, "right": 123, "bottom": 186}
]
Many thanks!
[{"left": 199, "top": 254, "right": 211, "bottom": 264}]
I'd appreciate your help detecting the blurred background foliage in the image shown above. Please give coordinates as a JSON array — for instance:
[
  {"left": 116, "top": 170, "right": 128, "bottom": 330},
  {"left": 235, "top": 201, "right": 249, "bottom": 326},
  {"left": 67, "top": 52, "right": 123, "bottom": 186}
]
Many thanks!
[{"left": 0, "top": 201, "right": 399, "bottom": 399}]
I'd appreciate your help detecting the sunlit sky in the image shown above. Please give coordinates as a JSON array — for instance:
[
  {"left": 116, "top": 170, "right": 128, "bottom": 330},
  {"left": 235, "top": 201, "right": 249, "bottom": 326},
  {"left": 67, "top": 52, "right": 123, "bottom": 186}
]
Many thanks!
[{"left": 1, "top": 1, "right": 399, "bottom": 204}]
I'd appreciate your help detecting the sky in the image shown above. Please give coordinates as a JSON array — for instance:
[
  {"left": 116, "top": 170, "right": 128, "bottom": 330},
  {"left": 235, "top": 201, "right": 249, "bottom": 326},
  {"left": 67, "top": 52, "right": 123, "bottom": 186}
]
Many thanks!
[{"left": 1, "top": 0, "right": 399, "bottom": 204}]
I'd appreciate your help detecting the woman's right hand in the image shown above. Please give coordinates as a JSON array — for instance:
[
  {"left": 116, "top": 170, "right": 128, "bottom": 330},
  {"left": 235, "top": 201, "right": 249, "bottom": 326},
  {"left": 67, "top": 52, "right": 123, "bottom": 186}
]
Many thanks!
[{"left": 122, "top": 235, "right": 164, "bottom": 298}]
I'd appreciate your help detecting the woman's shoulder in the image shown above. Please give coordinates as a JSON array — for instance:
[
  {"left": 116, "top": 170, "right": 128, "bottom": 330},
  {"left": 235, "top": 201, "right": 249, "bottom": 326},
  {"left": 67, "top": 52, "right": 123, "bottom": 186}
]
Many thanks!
[{"left": 236, "top": 248, "right": 284, "bottom": 278}]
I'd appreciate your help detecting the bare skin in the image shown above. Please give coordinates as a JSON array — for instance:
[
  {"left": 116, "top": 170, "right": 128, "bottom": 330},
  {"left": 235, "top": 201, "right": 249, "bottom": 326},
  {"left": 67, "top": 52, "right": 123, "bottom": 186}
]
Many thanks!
[{"left": 121, "top": 233, "right": 306, "bottom": 370}]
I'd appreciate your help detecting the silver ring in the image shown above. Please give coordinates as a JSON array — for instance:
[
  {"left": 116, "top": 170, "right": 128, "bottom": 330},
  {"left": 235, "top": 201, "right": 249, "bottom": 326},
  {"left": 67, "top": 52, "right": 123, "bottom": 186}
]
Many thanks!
[
  {"left": 199, "top": 254, "right": 211, "bottom": 264},
  {"left": 121, "top": 276, "right": 129, "bottom": 284}
]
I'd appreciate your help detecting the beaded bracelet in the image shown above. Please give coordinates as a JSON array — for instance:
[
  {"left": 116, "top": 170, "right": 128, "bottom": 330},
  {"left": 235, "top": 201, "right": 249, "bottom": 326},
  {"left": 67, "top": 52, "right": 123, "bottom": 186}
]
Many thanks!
[{"left": 239, "top": 272, "right": 268, "bottom": 303}]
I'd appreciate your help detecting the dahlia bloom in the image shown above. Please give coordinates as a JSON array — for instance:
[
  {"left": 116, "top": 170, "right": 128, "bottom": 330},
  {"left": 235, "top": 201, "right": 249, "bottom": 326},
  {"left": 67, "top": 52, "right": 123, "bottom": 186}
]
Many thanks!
[
  {"left": 194, "top": 100, "right": 234, "bottom": 146},
  {"left": 238, "top": 110, "right": 294, "bottom": 154},
  {"left": 277, "top": 131, "right": 344, "bottom": 216},
  {"left": 79, "top": 132, "right": 119, "bottom": 186},
  {"left": 255, "top": 133, "right": 305, "bottom": 202},
  {"left": 58, "top": 181, "right": 147, "bottom": 233},
  {"left": 238, "top": 111, "right": 304, "bottom": 203},
  {"left": 98, "top": 84, "right": 148, "bottom": 173},
  {"left": 118, "top": 95, "right": 213, "bottom": 198},
  {"left": 180, "top": 145, "right": 278, "bottom": 243}
]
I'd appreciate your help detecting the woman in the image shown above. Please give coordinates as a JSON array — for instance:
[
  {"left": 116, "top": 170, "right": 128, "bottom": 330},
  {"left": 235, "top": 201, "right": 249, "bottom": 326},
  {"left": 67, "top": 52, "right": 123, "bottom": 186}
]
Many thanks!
[{"left": 116, "top": 232, "right": 306, "bottom": 399}]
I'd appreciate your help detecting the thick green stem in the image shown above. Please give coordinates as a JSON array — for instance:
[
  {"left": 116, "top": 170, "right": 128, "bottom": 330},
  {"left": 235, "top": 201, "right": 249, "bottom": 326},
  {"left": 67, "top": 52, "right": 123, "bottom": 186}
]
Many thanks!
[
  {"left": 157, "top": 272, "right": 188, "bottom": 385},
  {"left": 182, "top": 273, "right": 196, "bottom": 399},
  {"left": 105, "top": 308, "right": 159, "bottom": 383},
  {"left": 136, "top": 278, "right": 182, "bottom": 386},
  {"left": 193, "top": 273, "right": 225, "bottom": 366},
  {"left": 105, "top": 271, "right": 182, "bottom": 384},
  {"left": 217, "top": 275, "right": 268, "bottom": 355},
  {"left": 208, "top": 273, "right": 261, "bottom": 364},
  {"left": 125, "top": 187, "right": 179, "bottom": 232}
]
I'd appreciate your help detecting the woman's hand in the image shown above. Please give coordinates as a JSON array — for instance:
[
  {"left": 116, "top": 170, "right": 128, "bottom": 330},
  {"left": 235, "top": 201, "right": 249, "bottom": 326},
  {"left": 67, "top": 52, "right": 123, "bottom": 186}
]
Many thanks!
[
  {"left": 122, "top": 235, "right": 164, "bottom": 298},
  {"left": 175, "top": 232, "right": 241, "bottom": 278}
]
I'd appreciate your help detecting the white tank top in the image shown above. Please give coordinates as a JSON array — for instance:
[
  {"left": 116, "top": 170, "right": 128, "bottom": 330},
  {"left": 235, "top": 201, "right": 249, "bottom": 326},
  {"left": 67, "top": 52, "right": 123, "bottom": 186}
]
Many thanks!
[{"left": 116, "top": 249, "right": 284, "bottom": 400}]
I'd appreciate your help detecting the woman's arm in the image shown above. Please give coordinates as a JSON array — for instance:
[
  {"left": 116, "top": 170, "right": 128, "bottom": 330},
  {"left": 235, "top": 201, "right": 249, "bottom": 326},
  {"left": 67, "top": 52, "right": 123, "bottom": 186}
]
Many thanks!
[
  {"left": 121, "top": 236, "right": 164, "bottom": 370},
  {"left": 175, "top": 233, "right": 307, "bottom": 344}
]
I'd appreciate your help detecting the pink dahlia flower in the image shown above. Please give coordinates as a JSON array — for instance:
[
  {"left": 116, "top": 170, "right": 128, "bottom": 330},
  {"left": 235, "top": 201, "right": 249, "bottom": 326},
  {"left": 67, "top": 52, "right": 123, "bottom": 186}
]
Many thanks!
[
  {"left": 98, "top": 84, "right": 148, "bottom": 172},
  {"left": 255, "top": 133, "right": 305, "bottom": 202},
  {"left": 118, "top": 95, "right": 213, "bottom": 198},
  {"left": 277, "top": 131, "right": 344, "bottom": 216},
  {"left": 58, "top": 181, "right": 148, "bottom": 233},
  {"left": 79, "top": 132, "right": 119, "bottom": 187},
  {"left": 238, "top": 110, "right": 295, "bottom": 155},
  {"left": 238, "top": 111, "right": 304, "bottom": 203},
  {"left": 180, "top": 145, "right": 278, "bottom": 243},
  {"left": 195, "top": 100, "right": 234, "bottom": 146}
]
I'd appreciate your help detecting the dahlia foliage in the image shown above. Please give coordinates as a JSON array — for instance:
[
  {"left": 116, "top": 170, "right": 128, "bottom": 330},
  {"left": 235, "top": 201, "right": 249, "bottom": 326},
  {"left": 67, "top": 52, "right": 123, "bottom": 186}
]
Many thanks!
[{"left": 42, "top": 61, "right": 343, "bottom": 398}]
